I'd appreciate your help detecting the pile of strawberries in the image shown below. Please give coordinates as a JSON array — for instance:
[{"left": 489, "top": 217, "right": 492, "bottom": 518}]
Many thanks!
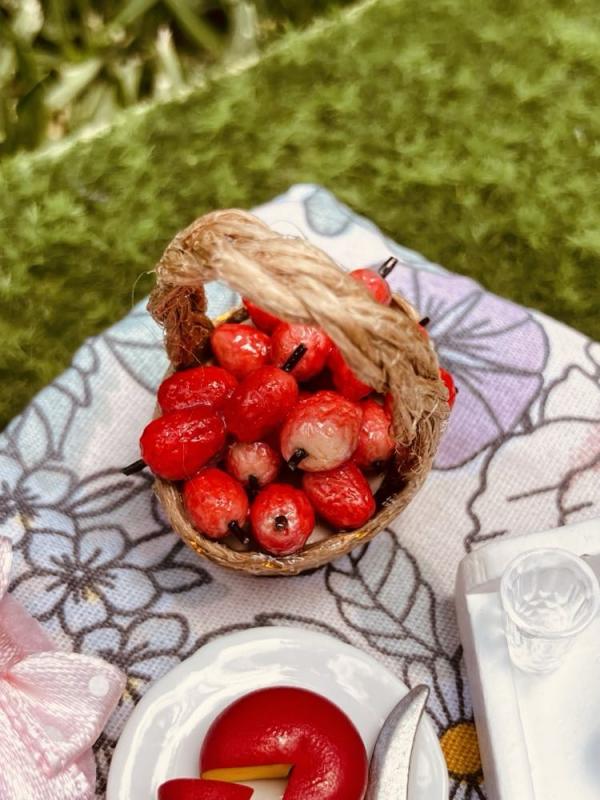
[{"left": 126, "top": 262, "right": 456, "bottom": 557}]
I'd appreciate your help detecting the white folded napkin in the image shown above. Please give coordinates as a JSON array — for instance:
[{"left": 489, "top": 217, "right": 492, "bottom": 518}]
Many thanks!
[{"left": 456, "top": 518, "right": 600, "bottom": 800}]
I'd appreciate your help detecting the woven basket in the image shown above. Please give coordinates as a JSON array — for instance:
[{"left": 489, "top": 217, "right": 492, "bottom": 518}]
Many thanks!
[{"left": 147, "top": 209, "right": 449, "bottom": 575}]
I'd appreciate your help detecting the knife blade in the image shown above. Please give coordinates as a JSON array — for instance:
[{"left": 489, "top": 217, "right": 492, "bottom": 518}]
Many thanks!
[{"left": 365, "top": 684, "right": 430, "bottom": 800}]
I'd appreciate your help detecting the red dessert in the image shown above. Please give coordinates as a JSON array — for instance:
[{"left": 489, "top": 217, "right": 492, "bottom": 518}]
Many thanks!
[
  {"left": 158, "top": 779, "right": 253, "bottom": 800},
  {"left": 280, "top": 390, "right": 362, "bottom": 472},
  {"left": 353, "top": 398, "right": 395, "bottom": 470},
  {"left": 225, "top": 441, "right": 281, "bottom": 488},
  {"left": 439, "top": 367, "right": 457, "bottom": 408},
  {"left": 302, "top": 462, "right": 376, "bottom": 530},
  {"left": 158, "top": 366, "right": 237, "bottom": 414},
  {"left": 200, "top": 687, "right": 368, "bottom": 800},
  {"left": 140, "top": 409, "right": 226, "bottom": 481},
  {"left": 211, "top": 323, "right": 271, "bottom": 379}
]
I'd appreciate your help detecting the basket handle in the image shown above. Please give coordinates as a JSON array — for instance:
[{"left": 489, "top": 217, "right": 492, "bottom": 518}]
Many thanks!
[{"left": 148, "top": 209, "right": 448, "bottom": 455}]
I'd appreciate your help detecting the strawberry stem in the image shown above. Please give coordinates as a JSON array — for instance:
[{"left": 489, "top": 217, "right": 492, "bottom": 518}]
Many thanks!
[
  {"left": 378, "top": 257, "right": 398, "bottom": 278},
  {"left": 274, "top": 515, "right": 288, "bottom": 531},
  {"left": 419, "top": 316, "right": 430, "bottom": 327},
  {"left": 228, "top": 520, "right": 250, "bottom": 545},
  {"left": 287, "top": 448, "right": 308, "bottom": 471},
  {"left": 282, "top": 344, "right": 307, "bottom": 373},
  {"left": 247, "top": 474, "right": 260, "bottom": 499},
  {"left": 122, "top": 458, "right": 146, "bottom": 475}
]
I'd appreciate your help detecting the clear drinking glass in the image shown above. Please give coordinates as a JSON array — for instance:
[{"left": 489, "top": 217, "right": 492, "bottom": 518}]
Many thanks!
[{"left": 499, "top": 548, "right": 600, "bottom": 674}]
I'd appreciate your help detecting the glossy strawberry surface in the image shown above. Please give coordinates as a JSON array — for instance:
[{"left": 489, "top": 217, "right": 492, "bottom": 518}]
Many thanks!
[
  {"left": 184, "top": 468, "right": 248, "bottom": 539},
  {"left": 200, "top": 687, "right": 368, "bottom": 800},
  {"left": 224, "top": 366, "right": 299, "bottom": 442},
  {"left": 225, "top": 441, "right": 281, "bottom": 487},
  {"left": 327, "top": 347, "right": 372, "bottom": 402},
  {"left": 280, "top": 390, "right": 362, "bottom": 472},
  {"left": 439, "top": 367, "right": 457, "bottom": 408},
  {"left": 242, "top": 298, "right": 281, "bottom": 333},
  {"left": 303, "top": 462, "right": 376, "bottom": 529},
  {"left": 250, "top": 484, "right": 315, "bottom": 555},
  {"left": 140, "top": 409, "right": 226, "bottom": 481},
  {"left": 158, "top": 779, "right": 253, "bottom": 800},
  {"left": 350, "top": 267, "right": 392, "bottom": 305},
  {"left": 353, "top": 398, "right": 395, "bottom": 470},
  {"left": 211, "top": 323, "right": 271, "bottom": 379},
  {"left": 271, "top": 323, "right": 332, "bottom": 381},
  {"left": 158, "top": 366, "right": 237, "bottom": 413}
]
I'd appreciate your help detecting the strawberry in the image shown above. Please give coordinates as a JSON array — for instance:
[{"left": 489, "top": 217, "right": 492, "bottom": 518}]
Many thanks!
[
  {"left": 439, "top": 367, "right": 457, "bottom": 408},
  {"left": 211, "top": 323, "right": 271, "bottom": 379},
  {"left": 280, "top": 390, "right": 362, "bottom": 472},
  {"left": 271, "top": 323, "right": 332, "bottom": 382},
  {"left": 157, "top": 365, "right": 237, "bottom": 413},
  {"left": 184, "top": 468, "right": 249, "bottom": 541},
  {"left": 250, "top": 484, "right": 315, "bottom": 555},
  {"left": 139, "top": 409, "right": 226, "bottom": 481},
  {"left": 302, "top": 462, "right": 376, "bottom": 530}
]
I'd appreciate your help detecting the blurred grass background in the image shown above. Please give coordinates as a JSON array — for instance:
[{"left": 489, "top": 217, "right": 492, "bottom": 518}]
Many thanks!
[{"left": 0, "top": 0, "right": 599, "bottom": 428}]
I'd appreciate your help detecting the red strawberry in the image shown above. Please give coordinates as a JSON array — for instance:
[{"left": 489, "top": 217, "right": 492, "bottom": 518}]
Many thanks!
[
  {"left": 280, "top": 390, "right": 362, "bottom": 472},
  {"left": 184, "top": 468, "right": 248, "bottom": 540},
  {"left": 439, "top": 367, "right": 457, "bottom": 408},
  {"left": 157, "top": 366, "right": 237, "bottom": 413},
  {"left": 302, "top": 462, "right": 376, "bottom": 530},
  {"left": 271, "top": 323, "right": 332, "bottom": 382},
  {"left": 327, "top": 347, "right": 372, "bottom": 402},
  {"left": 211, "top": 323, "right": 271, "bottom": 379},
  {"left": 242, "top": 298, "right": 281, "bottom": 333},
  {"left": 354, "top": 398, "right": 395, "bottom": 470},
  {"left": 158, "top": 778, "right": 253, "bottom": 799},
  {"left": 224, "top": 366, "right": 299, "bottom": 442},
  {"left": 350, "top": 267, "right": 392, "bottom": 305},
  {"left": 140, "top": 409, "right": 226, "bottom": 481},
  {"left": 225, "top": 441, "right": 281, "bottom": 490},
  {"left": 250, "top": 484, "right": 315, "bottom": 555}
]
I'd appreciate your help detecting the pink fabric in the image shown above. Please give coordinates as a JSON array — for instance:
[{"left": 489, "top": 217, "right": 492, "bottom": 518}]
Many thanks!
[{"left": 0, "top": 568, "right": 125, "bottom": 799}]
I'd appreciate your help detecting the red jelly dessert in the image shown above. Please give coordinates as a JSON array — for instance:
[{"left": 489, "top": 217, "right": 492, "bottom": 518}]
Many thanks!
[
  {"left": 327, "top": 347, "right": 372, "bottom": 402},
  {"left": 271, "top": 323, "right": 332, "bottom": 382},
  {"left": 353, "top": 398, "right": 395, "bottom": 470},
  {"left": 158, "top": 778, "right": 253, "bottom": 799},
  {"left": 350, "top": 267, "right": 392, "bottom": 305},
  {"left": 158, "top": 366, "right": 237, "bottom": 413},
  {"left": 224, "top": 366, "right": 299, "bottom": 442},
  {"left": 200, "top": 687, "right": 368, "bottom": 800},
  {"left": 242, "top": 298, "right": 281, "bottom": 333},
  {"left": 184, "top": 468, "right": 248, "bottom": 540},
  {"left": 225, "top": 441, "right": 281, "bottom": 488}
]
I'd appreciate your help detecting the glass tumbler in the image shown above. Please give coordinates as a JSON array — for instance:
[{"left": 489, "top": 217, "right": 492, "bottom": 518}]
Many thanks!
[{"left": 499, "top": 547, "right": 600, "bottom": 674}]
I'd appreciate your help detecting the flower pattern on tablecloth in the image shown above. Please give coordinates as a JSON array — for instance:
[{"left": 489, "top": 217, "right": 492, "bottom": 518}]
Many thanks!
[{"left": 1, "top": 185, "right": 599, "bottom": 799}]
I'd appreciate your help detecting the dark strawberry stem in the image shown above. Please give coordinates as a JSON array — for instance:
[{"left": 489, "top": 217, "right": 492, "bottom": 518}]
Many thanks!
[
  {"left": 287, "top": 448, "right": 308, "bottom": 471},
  {"left": 282, "top": 344, "right": 307, "bottom": 373},
  {"left": 228, "top": 520, "right": 250, "bottom": 546},
  {"left": 247, "top": 474, "right": 260, "bottom": 499},
  {"left": 274, "top": 515, "right": 288, "bottom": 531},
  {"left": 122, "top": 458, "right": 146, "bottom": 476},
  {"left": 419, "top": 316, "right": 431, "bottom": 327},
  {"left": 378, "top": 257, "right": 398, "bottom": 278}
]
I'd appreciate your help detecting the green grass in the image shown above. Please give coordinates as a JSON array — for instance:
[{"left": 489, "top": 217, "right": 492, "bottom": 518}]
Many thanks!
[{"left": 1, "top": 0, "right": 599, "bottom": 428}]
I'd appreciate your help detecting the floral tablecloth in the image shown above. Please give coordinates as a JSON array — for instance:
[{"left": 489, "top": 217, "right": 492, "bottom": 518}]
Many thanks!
[{"left": 2, "top": 185, "right": 599, "bottom": 799}]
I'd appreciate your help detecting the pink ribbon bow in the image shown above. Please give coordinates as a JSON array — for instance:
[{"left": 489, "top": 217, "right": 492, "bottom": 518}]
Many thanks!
[{"left": 0, "top": 544, "right": 125, "bottom": 799}]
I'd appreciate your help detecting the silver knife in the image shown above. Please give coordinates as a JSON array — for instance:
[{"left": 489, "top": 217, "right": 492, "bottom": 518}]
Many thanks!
[{"left": 365, "top": 684, "right": 430, "bottom": 800}]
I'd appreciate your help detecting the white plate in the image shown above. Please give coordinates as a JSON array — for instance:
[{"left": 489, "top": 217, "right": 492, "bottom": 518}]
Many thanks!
[{"left": 107, "top": 627, "right": 448, "bottom": 800}]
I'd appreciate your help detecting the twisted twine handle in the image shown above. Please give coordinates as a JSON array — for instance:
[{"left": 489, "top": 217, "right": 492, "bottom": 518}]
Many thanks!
[{"left": 148, "top": 209, "right": 448, "bottom": 464}]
